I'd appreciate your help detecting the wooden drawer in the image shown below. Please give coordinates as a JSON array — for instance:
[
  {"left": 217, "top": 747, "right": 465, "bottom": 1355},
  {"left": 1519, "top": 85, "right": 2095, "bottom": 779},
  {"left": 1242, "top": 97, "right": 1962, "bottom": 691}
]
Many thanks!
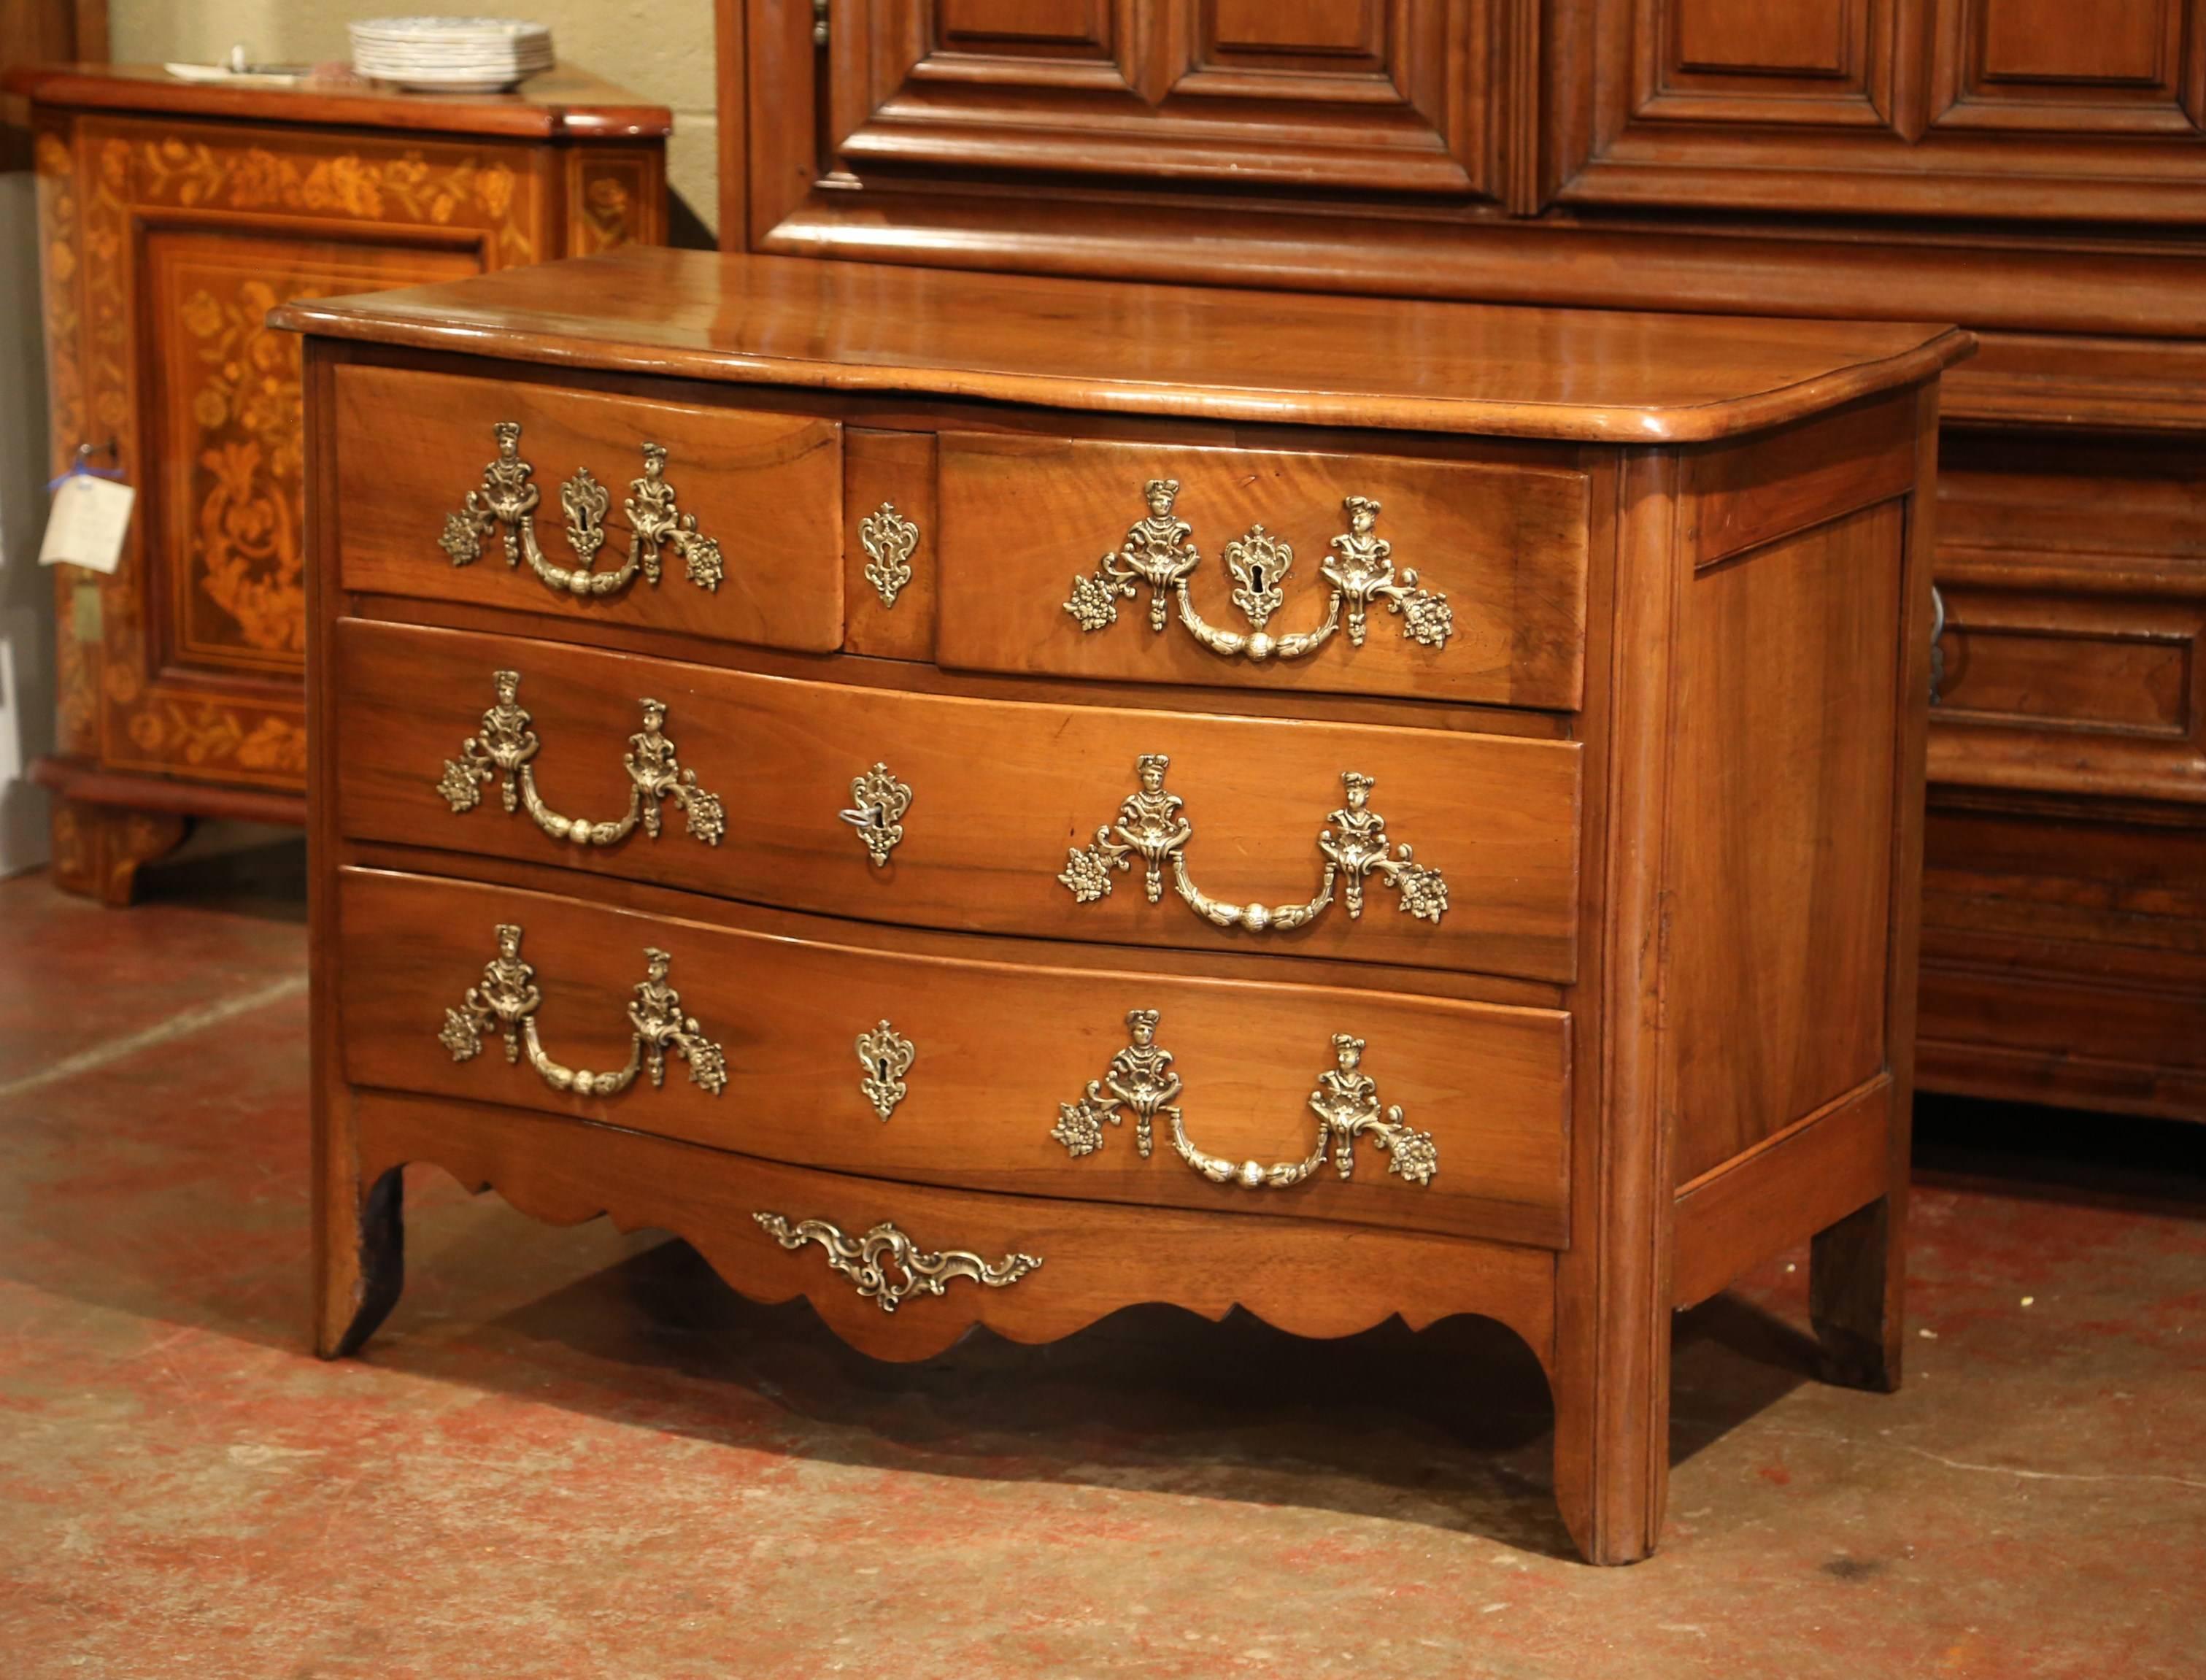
[
  {"left": 334, "top": 364, "right": 844, "bottom": 652},
  {"left": 1927, "top": 585, "right": 2206, "bottom": 805},
  {"left": 335, "top": 620, "right": 1583, "bottom": 982},
  {"left": 936, "top": 433, "right": 1591, "bottom": 709},
  {"left": 339, "top": 869, "right": 1573, "bottom": 1248}
]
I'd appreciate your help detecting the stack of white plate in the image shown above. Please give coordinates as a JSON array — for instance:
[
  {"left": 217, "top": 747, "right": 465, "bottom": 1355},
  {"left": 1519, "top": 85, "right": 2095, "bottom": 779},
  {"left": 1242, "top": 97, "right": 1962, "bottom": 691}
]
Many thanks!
[{"left": 349, "top": 17, "right": 554, "bottom": 93}]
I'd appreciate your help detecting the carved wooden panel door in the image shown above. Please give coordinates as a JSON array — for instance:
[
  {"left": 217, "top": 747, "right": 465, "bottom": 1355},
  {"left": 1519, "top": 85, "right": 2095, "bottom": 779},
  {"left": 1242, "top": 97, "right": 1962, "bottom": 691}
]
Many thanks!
[
  {"left": 1559, "top": 0, "right": 2206, "bottom": 217},
  {"left": 744, "top": 0, "right": 1541, "bottom": 250}
]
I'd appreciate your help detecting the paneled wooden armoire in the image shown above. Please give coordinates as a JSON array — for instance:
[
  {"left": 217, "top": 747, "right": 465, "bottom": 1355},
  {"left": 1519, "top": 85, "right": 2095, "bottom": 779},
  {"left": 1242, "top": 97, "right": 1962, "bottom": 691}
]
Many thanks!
[{"left": 716, "top": 0, "right": 2206, "bottom": 1127}]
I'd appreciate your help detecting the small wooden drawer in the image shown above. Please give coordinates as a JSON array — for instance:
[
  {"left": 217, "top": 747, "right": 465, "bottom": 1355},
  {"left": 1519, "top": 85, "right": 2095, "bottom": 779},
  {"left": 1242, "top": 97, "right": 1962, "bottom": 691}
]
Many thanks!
[
  {"left": 935, "top": 433, "right": 1591, "bottom": 709},
  {"left": 333, "top": 364, "right": 844, "bottom": 652},
  {"left": 1927, "top": 584, "right": 2206, "bottom": 806},
  {"left": 336, "top": 620, "right": 1583, "bottom": 982},
  {"left": 339, "top": 869, "right": 1573, "bottom": 1248}
]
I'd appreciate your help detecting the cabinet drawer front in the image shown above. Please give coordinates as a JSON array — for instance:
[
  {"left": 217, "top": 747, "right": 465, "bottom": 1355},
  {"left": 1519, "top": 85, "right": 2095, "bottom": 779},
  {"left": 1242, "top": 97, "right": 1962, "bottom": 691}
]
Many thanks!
[
  {"left": 339, "top": 870, "right": 1572, "bottom": 1248},
  {"left": 336, "top": 621, "right": 1582, "bottom": 982},
  {"left": 334, "top": 364, "right": 844, "bottom": 652},
  {"left": 1927, "top": 587, "right": 2206, "bottom": 805},
  {"left": 936, "top": 434, "right": 1590, "bottom": 709}
]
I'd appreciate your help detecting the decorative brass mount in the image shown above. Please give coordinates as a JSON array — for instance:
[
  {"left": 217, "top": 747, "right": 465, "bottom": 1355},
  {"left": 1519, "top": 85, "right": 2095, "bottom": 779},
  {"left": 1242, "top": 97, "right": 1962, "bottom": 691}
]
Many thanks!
[
  {"left": 839, "top": 762, "right": 912, "bottom": 866},
  {"left": 439, "top": 420, "right": 724, "bottom": 598},
  {"left": 1051, "top": 1009, "right": 1438, "bottom": 1190},
  {"left": 436, "top": 669, "right": 725, "bottom": 847},
  {"left": 856, "top": 1020, "right": 916, "bottom": 1120},
  {"left": 753, "top": 1212, "right": 1041, "bottom": 1313},
  {"left": 859, "top": 501, "right": 919, "bottom": 609},
  {"left": 1058, "top": 756, "right": 1448, "bottom": 932},
  {"left": 437, "top": 923, "right": 727, "bottom": 1098},
  {"left": 1062, "top": 481, "right": 1453, "bottom": 660}
]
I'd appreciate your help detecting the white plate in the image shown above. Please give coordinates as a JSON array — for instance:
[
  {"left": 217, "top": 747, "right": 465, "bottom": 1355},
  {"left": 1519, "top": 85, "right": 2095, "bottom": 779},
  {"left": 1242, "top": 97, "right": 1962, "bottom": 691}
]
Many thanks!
[{"left": 370, "top": 73, "right": 528, "bottom": 92}]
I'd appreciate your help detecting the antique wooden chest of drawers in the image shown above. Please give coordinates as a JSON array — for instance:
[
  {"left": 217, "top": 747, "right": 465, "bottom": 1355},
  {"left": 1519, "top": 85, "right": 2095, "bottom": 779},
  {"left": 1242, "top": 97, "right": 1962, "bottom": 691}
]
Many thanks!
[{"left": 279, "top": 248, "right": 1965, "bottom": 1564}]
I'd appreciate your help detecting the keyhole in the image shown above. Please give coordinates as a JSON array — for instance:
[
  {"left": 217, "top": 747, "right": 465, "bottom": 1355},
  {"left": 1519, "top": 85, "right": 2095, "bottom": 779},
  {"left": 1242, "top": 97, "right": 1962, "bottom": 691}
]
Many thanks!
[
  {"left": 876, "top": 1057, "right": 890, "bottom": 1082},
  {"left": 1249, "top": 563, "right": 1265, "bottom": 593}
]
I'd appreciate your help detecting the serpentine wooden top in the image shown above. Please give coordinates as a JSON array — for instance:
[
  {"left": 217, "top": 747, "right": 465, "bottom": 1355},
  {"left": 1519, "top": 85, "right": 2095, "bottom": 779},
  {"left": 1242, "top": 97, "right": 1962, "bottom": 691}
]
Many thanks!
[{"left": 274, "top": 247, "right": 1970, "bottom": 443}]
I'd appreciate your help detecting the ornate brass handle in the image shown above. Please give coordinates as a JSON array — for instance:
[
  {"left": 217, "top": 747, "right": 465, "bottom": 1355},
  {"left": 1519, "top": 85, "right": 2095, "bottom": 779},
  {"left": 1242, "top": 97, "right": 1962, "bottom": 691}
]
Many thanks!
[
  {"left": 436, "top": 669, "right": 725, "bottom": 848},
  {"left": 753, "top": 1212, "right": 1041, "bottom": 1314},
  {"left": 1051, "top": 1009, "right": 1437, "bottom": 1190},
  {"left": 1058, "top": 756, "right": 1448, "bottom": 932},
  {"left": 1063, "top": 482, "right": 1453, "bottom": 660},
  {"left": 437, "top": 923, "right": 728, "bottom": 1098},
  {"left": 439, "top": 421, "right": 724, "bottom": 598}
]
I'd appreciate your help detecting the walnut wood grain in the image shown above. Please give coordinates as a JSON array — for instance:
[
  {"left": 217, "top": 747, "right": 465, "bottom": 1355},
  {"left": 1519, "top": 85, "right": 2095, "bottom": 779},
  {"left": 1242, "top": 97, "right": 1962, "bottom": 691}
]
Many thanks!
[
  {"left": 1672, "top": 1076, "right": 1892, "bottom": 1311},
  {"left": 1678, "top": 390, "right": 1918, "bottom": 569},
  {"left": 841, "top": 428, "right": 936, "bottom": 661},
  {"left": 333, "top": 363, "right": 845, "bottom": 655},
  {"left": 354, "top": 1087, "right": 1562, "bottom": 1368},
  {"left": 345, "top": 835, "right": 1571, "bottom": 1014},
  {"left": 934, "top": 431, "right": 1589, "bottom": 709},
  {"left": 333, "top": 618, "right": 1584, "bottom": 982},
  {"left": 1667, "top": 499, "right": 1905, "bottom": 1184},
  {"left": 339, "top": 867, "right": 1573, "bottom": 1248},
  {"left": 270, "top": 248, "right": 1970, "bottom": 445}
]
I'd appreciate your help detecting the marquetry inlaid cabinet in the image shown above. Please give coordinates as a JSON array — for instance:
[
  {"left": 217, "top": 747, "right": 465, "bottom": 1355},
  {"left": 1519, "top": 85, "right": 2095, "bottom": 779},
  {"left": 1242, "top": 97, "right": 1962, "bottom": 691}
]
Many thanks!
[
  {"left": 11, "top": 63, "right": 668, "bottom": 901},
  {"left": 717, "top": 0, "right": 2206, "bottom": 1127},
  {"left": 282, "top": 248, "right": 1962, "bottom": 1563}
]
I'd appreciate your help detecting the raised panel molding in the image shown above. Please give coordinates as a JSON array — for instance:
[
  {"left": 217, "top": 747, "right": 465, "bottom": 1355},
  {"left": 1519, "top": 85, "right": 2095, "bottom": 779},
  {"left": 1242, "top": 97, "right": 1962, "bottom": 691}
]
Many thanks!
[
  {"left": 937, "top": 0, "right": 1115, "bottom": 53},
  {"left": 1562, "top": 0, "right": 2206, "bottom": 215},
  {"left": 1929, "top": 0, "right": 2206, "bottom": 131},
  {"left": 828, "top": 0, "right": 1516, "bottom": 200},
  {"left": 1631, "top": 0, "right": 1905, "bottom": 131}
]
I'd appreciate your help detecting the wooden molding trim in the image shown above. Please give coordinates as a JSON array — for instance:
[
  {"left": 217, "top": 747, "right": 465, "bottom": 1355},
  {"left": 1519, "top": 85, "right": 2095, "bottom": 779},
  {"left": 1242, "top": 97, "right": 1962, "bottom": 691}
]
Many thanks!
[
  {"left": 30, "top": 755, "right": 306, "bottom": 826},
  {"left": 1670, "top": 1075, "right": 1892, "bottom": 1309}
]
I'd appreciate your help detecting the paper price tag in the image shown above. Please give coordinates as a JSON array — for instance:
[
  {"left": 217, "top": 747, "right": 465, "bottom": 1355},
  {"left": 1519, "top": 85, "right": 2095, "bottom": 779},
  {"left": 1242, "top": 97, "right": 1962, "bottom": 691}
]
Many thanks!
[{"left": 39, "top": 474, "right": 135, "bottom": 575}]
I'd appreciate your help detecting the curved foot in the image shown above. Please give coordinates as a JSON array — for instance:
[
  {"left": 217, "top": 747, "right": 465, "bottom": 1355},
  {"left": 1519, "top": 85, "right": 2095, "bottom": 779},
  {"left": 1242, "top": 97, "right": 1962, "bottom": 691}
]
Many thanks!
[
  {"left": 317, "top": 1165, "right": 404, "bottom": 1358},
  {"left": 49, "top": 799, "right": 190, "bottom": 906}
]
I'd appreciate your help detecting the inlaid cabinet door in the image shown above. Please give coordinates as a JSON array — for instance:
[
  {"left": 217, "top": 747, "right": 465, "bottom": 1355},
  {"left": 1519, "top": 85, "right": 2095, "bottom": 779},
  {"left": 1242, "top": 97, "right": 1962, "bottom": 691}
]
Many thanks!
[
  {"left": 46, "top": 115, "right": 549, "bottom": 792},
  {"left": 1559, "top": 0, "right": 2206, "bottom": 220},
  {"left": 146, "top": 233, "right": 478, "bottom": 683},
  {"left": 751, "top": 0, "right": 1537, "bottom": 242}
]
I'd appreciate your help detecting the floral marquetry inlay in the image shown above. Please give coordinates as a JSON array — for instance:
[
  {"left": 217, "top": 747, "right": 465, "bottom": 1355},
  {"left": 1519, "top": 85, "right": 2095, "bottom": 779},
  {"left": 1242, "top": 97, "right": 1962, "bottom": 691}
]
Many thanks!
[{"left": 35, "top": 110, "right": 657, "bottom": 797}]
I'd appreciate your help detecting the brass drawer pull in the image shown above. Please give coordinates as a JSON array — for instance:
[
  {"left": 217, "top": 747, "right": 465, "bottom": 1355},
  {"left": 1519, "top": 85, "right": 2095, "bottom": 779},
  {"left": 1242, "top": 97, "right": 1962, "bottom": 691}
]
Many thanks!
[
  {"left": 440, "top": 421, "right": 725, "bottom": 597},
  {"left": 1051, "top": 1009, "right": 1437, "bottom": 1190},
  {"left": 1059, "top": 755, "right": 1448, "bottom": 931},
  {"left": 754, "top": 1212, "right": 1041, "bottom": 1314},
  {"left": 438, "top": 923, "right": 728, "bottom": 1098},
  {"left": 436, "top": 670, "right": 725, "bottom": 847},
  {"left": 1063, "top": 482, "right": 1453, "bottom": 660}
]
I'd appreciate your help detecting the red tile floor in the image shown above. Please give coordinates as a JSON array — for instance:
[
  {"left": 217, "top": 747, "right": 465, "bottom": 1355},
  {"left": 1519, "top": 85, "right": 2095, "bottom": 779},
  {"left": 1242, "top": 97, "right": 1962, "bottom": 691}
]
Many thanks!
[{"left": 2, "top": 844, "right": 2203, "bottom": 1678}]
